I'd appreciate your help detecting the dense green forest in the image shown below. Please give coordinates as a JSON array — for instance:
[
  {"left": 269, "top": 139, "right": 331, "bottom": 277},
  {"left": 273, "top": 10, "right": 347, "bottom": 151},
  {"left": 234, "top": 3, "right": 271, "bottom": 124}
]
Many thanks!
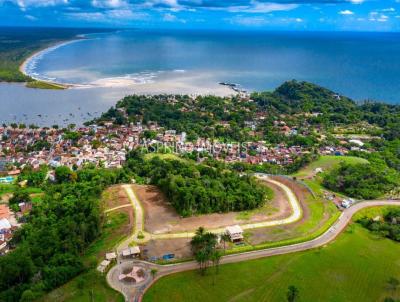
[
  {"left": 0, "top": 27, "right": 113, "bottom": 83},
  {"left": 125, "top": 152, "right": 271, "bottom": 216},
  {"left": 0, "top": 166, "right": 129, "bottom": 302},
  {"left": 95, "top": 80, "right": 400, "bottom": 142},
  {"left": 0, "top": 153, "right": 271, "bottom": 300},
  {"left": 358, "top": 208, "right": 400, "bottom": 242}
]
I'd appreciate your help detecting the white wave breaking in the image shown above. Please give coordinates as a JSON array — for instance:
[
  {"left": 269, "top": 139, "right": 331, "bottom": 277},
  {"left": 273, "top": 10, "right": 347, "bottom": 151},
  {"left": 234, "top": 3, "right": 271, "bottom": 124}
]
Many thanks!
[{"left": 21, "top": 39, "right": 85, "bottom": 82}]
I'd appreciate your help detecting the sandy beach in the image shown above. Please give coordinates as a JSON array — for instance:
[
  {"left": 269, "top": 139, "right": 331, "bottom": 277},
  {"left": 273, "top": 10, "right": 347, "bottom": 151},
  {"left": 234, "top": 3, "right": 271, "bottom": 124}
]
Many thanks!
[
  {"left": 18, "top": 38, "right": 234, "bottom": 96},
  {"left": 19, "top": 38, "right": 88, "bottom": 89}
]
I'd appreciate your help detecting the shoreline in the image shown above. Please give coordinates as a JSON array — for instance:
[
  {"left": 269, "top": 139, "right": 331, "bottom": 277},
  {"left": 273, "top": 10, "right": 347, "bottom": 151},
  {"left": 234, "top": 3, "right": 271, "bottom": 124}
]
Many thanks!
[
  {"left": 19, "top": 37, "right": 88, "bottom": 89},
  {"left": 16, "top": 32, "right": 237, "bottom": 95}
]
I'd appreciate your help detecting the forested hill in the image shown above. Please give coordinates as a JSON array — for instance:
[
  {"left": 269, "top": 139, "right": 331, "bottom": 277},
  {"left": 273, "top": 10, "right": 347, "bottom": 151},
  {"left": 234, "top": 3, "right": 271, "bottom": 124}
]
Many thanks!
[
  {"left": 93, "top": 80, "right": 400, "bottom": 142},
  {"left": 263, "top": 80, "right": 357, "bottom": 114}
]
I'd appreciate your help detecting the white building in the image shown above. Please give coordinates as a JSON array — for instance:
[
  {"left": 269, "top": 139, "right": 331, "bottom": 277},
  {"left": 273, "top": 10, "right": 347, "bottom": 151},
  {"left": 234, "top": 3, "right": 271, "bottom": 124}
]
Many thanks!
[{"left": 226, "top": 225, "right": 244, "bottom": 242}]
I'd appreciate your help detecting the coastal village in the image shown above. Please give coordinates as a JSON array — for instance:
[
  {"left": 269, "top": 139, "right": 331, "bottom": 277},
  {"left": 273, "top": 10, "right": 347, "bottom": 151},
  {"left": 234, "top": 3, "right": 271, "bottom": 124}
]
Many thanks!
[
  {"left": 0, "top": 120, "right": 359, "bottom": 175},
  {"left": 0, "top": 114, "right": 367, "bottom": 255}
]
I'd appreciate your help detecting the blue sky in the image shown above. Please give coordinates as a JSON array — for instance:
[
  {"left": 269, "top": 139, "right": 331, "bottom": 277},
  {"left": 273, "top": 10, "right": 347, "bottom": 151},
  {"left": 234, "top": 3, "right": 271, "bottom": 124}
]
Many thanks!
[{"left": 1, "top": 0, "right": 400, "bottom": 31}]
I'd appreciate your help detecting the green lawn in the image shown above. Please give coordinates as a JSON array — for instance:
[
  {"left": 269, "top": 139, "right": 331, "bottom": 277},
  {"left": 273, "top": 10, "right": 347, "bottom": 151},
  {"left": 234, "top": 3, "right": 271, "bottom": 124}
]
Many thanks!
[
  {"left": 293, "top": 155, "right": 369, "bottom": 178},
  {"left": 144, "top": 153, "right": 188, "bottom": 162},
  {"left": 26, "top": 80, "right": 66, "bottom": 90},
  {"left": 0, "top": 184, "right": 43, "bottom": 200},
  {"left": 144, "top": 222, "right": 400, "bottom": 302},
  {"left": 37, "top": 270, "right": 124, "bottom": 302}
]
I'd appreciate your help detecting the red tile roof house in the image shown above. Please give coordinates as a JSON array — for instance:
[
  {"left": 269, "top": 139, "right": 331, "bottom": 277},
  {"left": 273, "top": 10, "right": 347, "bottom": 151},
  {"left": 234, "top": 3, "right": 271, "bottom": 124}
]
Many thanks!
[{"left": 0, "top": 204, "right": 11, "bottom": 220}]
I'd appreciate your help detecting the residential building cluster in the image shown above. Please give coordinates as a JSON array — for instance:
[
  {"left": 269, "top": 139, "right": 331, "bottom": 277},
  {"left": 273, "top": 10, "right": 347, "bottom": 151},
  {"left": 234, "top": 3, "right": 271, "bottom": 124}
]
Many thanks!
[{"left": 0, "top": 123, "right": 358, "bottom": 174}]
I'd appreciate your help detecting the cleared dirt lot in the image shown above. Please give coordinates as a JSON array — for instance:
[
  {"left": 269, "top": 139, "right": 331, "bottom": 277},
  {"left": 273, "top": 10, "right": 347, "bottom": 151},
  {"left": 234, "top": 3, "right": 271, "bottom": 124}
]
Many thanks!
[
  {"left": 102, "top": 185, "right": 134, "bottom": 236},
  {"left": 134, "top": 179, "right": 292, "bottom": 234},
  {"left": 141, "top": 238, "right": 192, "bottom": 261}
]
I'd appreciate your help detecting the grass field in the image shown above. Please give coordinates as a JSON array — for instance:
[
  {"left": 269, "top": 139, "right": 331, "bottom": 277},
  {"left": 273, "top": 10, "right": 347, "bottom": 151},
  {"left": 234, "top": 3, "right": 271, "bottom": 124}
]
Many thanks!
[
  {"left": 25, "top": 80, "right": 66, "bottom": 90},
  {"left": 144, "top": 220, "right": 400, "bottom": 302},
  {"left": 293, "top": 155, "right": 369, "bottom": 178},
  {"left": 143, "top": 153, "right": 188, "bottom": 162},
  {"left": 238, "top": 184, "right": 339, "bottom": 253},
  {"left": 0, "top": 184, "right": 43, "bottom": 201},
  {"left": 38, "top": 211, "right": 127, "bottom": 302}
]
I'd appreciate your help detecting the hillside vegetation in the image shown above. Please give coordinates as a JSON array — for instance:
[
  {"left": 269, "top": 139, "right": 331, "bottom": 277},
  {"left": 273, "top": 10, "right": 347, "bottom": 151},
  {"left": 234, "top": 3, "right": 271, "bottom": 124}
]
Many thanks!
[
  {"left": 322, "top": 152, "right": 400, "bottom": 199},
  {"left": 293, "top": 155, "right": 369, "bottom": 178},
  {"left": 97, "top": 80, "right": 400, "bottom": 142},
  {"left": 126, "top": 152, "right": 272, "bottom": 217}
]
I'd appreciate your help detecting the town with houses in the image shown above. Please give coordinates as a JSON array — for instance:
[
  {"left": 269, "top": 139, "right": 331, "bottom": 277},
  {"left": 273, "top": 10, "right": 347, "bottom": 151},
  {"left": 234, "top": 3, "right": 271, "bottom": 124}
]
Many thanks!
[
  {"left": 0, "top": 120, "right": 367, "bottom": 256},
  {"left": 0, "top": 121, "right": 359, "bottom": 173}
]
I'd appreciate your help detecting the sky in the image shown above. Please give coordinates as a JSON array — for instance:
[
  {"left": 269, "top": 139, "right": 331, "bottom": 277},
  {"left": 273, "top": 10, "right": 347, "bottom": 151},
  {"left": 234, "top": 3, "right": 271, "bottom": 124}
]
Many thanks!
[{"left": 1, "top": 0, "right": 400, "bottom": 31}]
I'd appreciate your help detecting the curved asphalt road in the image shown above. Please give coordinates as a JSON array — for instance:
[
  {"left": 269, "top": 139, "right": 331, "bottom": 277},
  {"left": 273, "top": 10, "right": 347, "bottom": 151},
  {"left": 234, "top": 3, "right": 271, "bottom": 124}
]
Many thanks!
[
  {"left": 106, "top": 178, "right": 400, "bottom": 301},
  {"left": 135, "top": 200, "right": 400, "bottom": 301}
]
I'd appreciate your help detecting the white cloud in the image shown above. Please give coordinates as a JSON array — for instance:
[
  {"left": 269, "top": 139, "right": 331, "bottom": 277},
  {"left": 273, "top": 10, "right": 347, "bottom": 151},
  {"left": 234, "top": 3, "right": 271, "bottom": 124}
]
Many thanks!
[
  {"left": 15, "top": 0, "right": 68, "bottom": 11},
  {"left": 25, "top": 14, "right": 38, "bottom": 21},
  {"left": 162, "top": 12, "right": 186, "bottom": 23},
  {"left": 377, "top": 14, "right": 389, "bottom": 22},
  {"left": 66, "top": 9, "right": 148, "bottom": 22},
  {"left": 91, "top": 0, "right": 128, "bottom": 9},
  {"left": 163, "top": 13, "right": 176, "bottom": 22},
  {"left": 349, "top": 0, "right": 364, "bottom": 4},
  {"left": 66, "top": 11, "right": 105, "bottom": 21},
  {"left": 382, "top": 8, "right": 396, "bottom": 12},
  {"left": 108, "top": 9, "right": 147, "bottom": 19},
  {"left": 339, "top": 10, "right": 354, "bottom": 15},
  {"left": 228, "top": 1, "right": 298, "bottom": 14},
  {"left": 229, "top": 15, "right": 269, "bottom": 26},
  {"left": 369, "top": 13, "right": 390, "bottom": 22}
]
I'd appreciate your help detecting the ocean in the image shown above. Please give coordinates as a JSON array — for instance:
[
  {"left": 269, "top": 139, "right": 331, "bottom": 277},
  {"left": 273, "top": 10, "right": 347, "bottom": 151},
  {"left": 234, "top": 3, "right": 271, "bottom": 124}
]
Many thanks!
[{"left": 2, "top": 29, "right": 400, "bottom": 125}]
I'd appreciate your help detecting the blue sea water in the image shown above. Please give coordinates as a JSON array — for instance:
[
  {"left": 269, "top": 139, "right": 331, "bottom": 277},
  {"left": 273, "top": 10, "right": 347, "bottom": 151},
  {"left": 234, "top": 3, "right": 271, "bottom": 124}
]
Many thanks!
[
  {"left": 30, "top": 29, "right": 400, "bottom": 103},
  {"left": 2, "top": 29, "right": 400, "bottom": 126}
]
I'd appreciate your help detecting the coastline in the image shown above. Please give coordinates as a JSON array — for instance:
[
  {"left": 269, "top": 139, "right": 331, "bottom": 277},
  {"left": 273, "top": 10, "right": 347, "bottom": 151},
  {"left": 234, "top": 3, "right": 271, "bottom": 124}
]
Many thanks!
[
  {"left": 16, "top": 32, "right": 235, "bottom": 95},
  {"left": 19, "top": 38, "right": 87, "bottom": 89}
]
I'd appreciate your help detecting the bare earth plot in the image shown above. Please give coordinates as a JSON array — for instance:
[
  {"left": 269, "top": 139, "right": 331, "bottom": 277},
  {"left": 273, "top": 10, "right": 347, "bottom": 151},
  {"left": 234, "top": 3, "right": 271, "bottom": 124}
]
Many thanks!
[
  {"left": 129, "top": 176, "right": 305, "bottom": 261},
  {"left": 135, "top": 178, "right": 291, "bottom": 235}
]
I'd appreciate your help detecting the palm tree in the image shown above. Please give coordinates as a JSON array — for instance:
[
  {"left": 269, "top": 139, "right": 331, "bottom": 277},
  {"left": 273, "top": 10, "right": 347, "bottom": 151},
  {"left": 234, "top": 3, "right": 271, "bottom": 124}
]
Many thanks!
[
  {"left": 195, "top": 226, "right": 205, "bottom": 236},
  {"left": 211, "top": 250, "right": 222, "bottom": 274},
  {"left": 195, "top": 250, "right": 209, "bottom": 275},
  {"left": 220, "top": 233, "right": 230, "bottom": 253},
  {"left": 191, "top": 227, "right": 218, "bottom": 275}
]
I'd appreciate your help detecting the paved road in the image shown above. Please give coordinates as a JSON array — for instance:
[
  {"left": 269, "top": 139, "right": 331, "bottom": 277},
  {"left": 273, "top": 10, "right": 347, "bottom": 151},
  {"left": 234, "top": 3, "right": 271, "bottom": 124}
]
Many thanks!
[
  {"left": 135, "top": 200, "right": 400, "bottom": 300},
  {"left": 107, "top": 180, "right": 400, "bottom": 302},
  {"left": 117, "top": 185, "right": 146, "bottom": 252}
]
